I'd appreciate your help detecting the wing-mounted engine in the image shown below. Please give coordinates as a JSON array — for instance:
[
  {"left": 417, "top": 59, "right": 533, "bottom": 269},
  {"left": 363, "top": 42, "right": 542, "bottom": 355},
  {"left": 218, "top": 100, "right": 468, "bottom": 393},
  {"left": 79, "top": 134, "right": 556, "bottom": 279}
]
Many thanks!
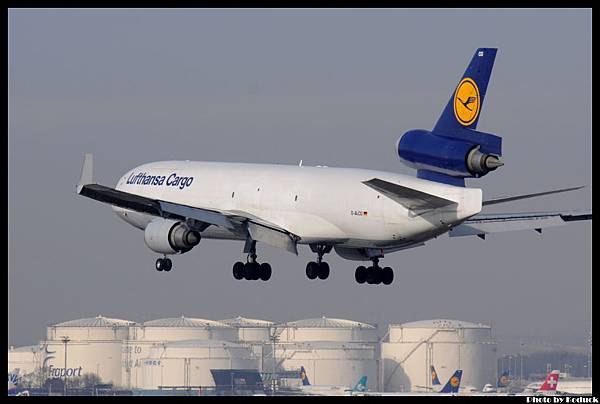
[
  {"left": 144, "top": 218, "right": 201, "bottom": 254},
  {"left": 397, "top": 48, "right": 503, "bottom": 187}
]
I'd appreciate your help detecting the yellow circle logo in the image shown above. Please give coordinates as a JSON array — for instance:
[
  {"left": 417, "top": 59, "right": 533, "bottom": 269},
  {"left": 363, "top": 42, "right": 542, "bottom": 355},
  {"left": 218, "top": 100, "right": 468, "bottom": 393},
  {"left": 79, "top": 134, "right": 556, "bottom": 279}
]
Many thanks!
[
  {"left": 431, "top": 371, "right": 437, "bottom": 380},
  {"left": 453, "top": 77, "right": 480, "bottom": 126},
  {"left": 450, "top": 376, "right": 460, "bottom": 387}
]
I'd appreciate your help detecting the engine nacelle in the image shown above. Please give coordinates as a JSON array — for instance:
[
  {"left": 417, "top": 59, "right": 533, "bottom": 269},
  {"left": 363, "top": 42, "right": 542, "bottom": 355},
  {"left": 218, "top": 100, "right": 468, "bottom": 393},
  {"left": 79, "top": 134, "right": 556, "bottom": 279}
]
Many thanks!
[
  {"left": 397, "top": 129, "right": 503, "bottom": 179},
  {"left": 144, "top": 219, "right": 201, "bottom": 254}
]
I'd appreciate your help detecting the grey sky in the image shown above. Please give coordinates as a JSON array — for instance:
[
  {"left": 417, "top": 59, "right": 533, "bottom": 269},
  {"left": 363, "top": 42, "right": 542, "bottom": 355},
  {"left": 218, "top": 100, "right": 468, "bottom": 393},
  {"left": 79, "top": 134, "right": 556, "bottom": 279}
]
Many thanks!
[{"left": 9, "top": 9, "right": 591, "bottom": 348}]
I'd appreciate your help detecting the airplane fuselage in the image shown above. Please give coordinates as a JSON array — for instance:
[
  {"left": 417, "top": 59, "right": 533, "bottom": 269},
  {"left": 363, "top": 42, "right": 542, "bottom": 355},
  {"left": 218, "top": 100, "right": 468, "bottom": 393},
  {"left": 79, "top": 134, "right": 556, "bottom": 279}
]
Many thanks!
[{"left": 113, "top": 161, "right": 482, "bottom": 255}]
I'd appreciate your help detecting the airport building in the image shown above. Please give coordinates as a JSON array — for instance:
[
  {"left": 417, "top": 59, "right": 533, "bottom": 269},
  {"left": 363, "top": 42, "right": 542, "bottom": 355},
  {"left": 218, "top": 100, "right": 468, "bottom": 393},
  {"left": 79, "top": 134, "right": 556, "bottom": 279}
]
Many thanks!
[
  {"left": 9, "top": 316, "right": 499, "bottom": 393},
  {"left": 381, "top": 319, "right": 497, "bottom": 392}
]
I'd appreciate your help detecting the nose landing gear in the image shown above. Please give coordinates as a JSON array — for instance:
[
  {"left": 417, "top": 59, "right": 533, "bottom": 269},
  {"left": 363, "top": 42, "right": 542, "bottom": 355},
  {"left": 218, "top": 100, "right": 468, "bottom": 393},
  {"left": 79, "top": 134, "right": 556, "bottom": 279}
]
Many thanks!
[{"left": 156, "top": 256, "right": 172, "bottom": 272}]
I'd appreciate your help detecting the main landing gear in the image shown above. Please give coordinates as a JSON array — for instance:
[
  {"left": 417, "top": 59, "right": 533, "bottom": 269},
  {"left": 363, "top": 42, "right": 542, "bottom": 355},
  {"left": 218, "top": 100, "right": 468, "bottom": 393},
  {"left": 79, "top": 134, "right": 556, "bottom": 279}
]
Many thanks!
[
  {"left": 232, "top": 240, "right": 272, "bottom": 281},
  {"left": 306, "top": 245, "right": 332, "bottom": 280},
  {"left": 156, "top": 256, "right": 173, "bottom": 272},
  {"left": 355, "top": 258, "right": 394, "bottom": 285}
]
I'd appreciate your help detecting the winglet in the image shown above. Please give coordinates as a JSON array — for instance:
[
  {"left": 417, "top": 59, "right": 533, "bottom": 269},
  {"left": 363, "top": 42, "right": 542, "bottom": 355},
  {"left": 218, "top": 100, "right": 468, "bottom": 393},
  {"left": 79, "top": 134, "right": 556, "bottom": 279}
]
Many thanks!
[{"left": 77, "top": 153, "right": 94, "bottom": 194}]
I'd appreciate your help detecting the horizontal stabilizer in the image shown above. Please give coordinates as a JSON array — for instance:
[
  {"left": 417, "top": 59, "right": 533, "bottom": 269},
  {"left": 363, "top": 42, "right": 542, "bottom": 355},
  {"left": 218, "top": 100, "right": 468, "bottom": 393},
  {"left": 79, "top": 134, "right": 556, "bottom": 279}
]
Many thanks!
[
  {"left": 482, "top": 186, "right": 584, "bottom": 206},
  {"left": 362, "top": 178, "right": 457, "bottom": 213},
  {"left": 449, "top": 211, "right": 591, "bottom": 238}
]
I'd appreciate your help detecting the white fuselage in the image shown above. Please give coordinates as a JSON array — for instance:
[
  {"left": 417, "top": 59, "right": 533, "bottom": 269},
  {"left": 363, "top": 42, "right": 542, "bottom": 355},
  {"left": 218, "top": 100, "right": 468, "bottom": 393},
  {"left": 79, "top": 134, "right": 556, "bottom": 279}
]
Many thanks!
[{"left": 113, "top": 161, "right": 482, "bottom": 252}]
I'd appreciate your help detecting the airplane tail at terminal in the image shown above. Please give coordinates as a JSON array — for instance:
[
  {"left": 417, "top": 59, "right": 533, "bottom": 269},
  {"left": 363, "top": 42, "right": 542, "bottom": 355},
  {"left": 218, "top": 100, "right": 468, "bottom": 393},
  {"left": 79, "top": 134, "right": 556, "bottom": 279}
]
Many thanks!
[
  {"left": 300, "top": 366, "right": 310, "bottom": 386},
  {"left": 539, "top": 370, "right": 560, "bottom": 392},
  {"left": 352, "top": 376, "right": 368, "bottom": 392},
  {"left": 431, "top": 365, "right": 441, "bottom": 385},
  {"left": 497, "top": 370, "right": 510, "bottom": 388},
  {"left": 439, "top": 370, "right": 463, "bottom": 393}
]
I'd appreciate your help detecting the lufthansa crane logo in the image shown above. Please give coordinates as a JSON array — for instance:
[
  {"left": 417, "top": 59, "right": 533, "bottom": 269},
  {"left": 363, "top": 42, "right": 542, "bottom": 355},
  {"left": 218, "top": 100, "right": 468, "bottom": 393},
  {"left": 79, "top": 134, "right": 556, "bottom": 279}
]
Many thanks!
[
  {"left": 450, "top": 376, "right": 460, "bottom": 388},
  {"left": 431, "top": 370, "right": 437, "bottom": 380},
  {"left": 453, "top": 77, "right": 480, "bottom": 126}
]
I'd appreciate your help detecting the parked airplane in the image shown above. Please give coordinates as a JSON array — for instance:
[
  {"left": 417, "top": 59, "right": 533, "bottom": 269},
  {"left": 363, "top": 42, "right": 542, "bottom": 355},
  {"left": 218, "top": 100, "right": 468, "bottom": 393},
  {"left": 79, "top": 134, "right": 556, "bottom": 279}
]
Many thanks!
[
  {"left": 522, "top": 370, "right": 592, "bottom": 395},
  {"left": 294, "top": 366, "right": 367, "bottom": 396},
  {"left": 414, "top": 365, "right": 441, "bottom": 391},
  {"left": 523, "top": 370, "right": 560, "bottom": 395},
  {"left": 356, "top": 369, "right": 463, "bottom": 396},
  {"left": 77, "top": 48, "right": 591, "bottom": 284}
]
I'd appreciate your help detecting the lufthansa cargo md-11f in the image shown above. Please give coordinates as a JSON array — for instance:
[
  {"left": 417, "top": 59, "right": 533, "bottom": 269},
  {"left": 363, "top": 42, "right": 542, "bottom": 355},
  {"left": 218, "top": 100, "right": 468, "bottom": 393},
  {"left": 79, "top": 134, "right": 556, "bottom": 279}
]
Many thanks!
[{"left": 77, "top": 48, "right": 591, "bottom": 285}]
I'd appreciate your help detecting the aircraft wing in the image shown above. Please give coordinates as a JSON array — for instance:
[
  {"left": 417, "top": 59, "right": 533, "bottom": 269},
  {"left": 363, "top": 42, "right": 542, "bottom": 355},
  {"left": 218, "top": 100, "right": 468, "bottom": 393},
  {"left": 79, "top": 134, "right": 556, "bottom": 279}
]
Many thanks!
[
  {"left": 448, "top": 211, "right": 591, "bottom": 239},
  {"left": 77, "top": 154, "right": 300, "bottom": 254}
]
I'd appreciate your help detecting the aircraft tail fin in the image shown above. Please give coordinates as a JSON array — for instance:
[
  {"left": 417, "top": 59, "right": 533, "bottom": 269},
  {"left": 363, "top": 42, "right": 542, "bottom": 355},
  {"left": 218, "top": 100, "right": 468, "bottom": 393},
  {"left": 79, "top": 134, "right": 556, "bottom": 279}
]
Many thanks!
[
  {"left": 439, "top": 370, "right": 463, "bottom": 393},
  {"left": 497, "top": 370, "right": 510, "bottom": 388},
  {"left": 431, "top": 365, "right": 441, "bottom": 386},
  {"left": 539, "top": 370, "right": 560, "bottom": 391},
  {"left": 300, "top": 366, "right": 310, "bottom": 386},
  {"left": 352, "top": 376, "right": 368, "bottom": 392},
  {"left": 433, "top": 48, "right": 497, "bottom": 133}
]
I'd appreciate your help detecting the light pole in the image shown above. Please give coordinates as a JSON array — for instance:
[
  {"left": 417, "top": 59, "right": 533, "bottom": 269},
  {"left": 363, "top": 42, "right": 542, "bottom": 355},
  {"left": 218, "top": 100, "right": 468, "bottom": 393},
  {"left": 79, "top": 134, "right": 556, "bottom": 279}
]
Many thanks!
[
  {"left": 520, "top": 342, "right": 524, "bottom": 387},
  {"left": 61, "top": 336, "right": 71, "bottom": 396}
]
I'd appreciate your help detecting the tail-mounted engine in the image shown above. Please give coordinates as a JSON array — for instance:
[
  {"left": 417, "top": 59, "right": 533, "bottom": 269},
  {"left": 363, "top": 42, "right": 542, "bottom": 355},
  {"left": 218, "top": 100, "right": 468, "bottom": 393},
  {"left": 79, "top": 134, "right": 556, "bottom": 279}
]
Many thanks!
[
  {"left": 144, "top": 219, "right": 201, "bottom": 254},
  {"left": 397, "top": 128, "right": 503, "bottom": 180}
]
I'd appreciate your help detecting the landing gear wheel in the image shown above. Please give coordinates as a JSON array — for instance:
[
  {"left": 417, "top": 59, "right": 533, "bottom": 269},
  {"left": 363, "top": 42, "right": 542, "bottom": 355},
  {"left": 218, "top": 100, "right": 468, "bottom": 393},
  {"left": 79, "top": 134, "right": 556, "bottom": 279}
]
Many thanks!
[
  {"left": 317, "top": 262, "right": 330, "bottom": 280},
  {"left": 233, "top": 261, "right": 245, "bottom": 280},
  {"left": 382, "top": 267, "right": 394, "bottom": 285},
  {"left": 306, "top": 262, "right": 319, "bottom": 280},
  {"left": 259, "top": 263, "right": 272, "bottom": 281},
  {"left": 245, "top": 262, "right": 260, "bottom": 280},
  {"left": 163, "top": 258, "right": 172, "bottom": 272},
  {"left": 367, "top": 267, "right": 377, "bottom": 285},
  {"left": 355, "top": 266, "right": 367, "bottom": 284},
  {"left": 156, "top": 259, "right": 164, "bottom": 272}
]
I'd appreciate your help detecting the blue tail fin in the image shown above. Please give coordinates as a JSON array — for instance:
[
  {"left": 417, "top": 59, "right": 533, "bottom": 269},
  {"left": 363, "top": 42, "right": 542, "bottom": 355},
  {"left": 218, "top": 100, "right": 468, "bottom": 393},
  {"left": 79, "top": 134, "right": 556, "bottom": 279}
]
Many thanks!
[
  {"left": 352, "top": 376, "right": 368, "bottom": 392},
  {"left": 433, "top": 48, "right": 497, "bottom": 133},
  {"left": 430, "top": 365, "right": 441, "bottom": 386},
  {"left": 397, "top": 48, "right": 503, "bottom": 187},
  {"left": 497, "top": 370, "right": 510, "bottom": 388},
  {"left": 300, "top": 366, "right": 310, "bottom": 386},
  {"left": 439, "top": 370, "right": 463, "bottom": 393}
]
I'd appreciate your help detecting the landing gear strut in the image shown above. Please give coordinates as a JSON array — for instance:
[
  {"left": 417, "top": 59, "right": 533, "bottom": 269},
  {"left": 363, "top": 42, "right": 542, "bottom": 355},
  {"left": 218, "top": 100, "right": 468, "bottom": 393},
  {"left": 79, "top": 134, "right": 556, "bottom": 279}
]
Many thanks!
[
  {"left": 156, "top": 256, "right": 172, "bottom": 272},
  {"left": 232, "top": 240, "right": 272, "bottom": 281},
  {"left": 306, "top": 245, "right": 332, "bottom": 280},
  {"left": 355, "top": 257, "right": 393, "bottom": 285}
]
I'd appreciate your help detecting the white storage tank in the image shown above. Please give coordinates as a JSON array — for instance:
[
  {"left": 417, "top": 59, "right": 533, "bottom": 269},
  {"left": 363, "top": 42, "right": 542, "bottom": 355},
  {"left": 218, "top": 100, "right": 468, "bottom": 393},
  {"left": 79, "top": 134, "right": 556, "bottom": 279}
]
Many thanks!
[
  {"left": 44, "top": 315, "right": 136, "bottom": 387},
  {"left": 219, "top": 316, "right": 273, "bottom": 342},
  {"left": 274, "top": 317, "right": 378, "bottom": 387},
  {"left": 8, "top": 345, "right": 41, "bottom": 377},
  {"left": 219, "top": 317, "right": 274, "bottom": 372},
  {"left": 140, "top": 339, "right": 260, "bottom": 390},
  {"left": 382, "top": 319, "right": 497, "bottom": 392},
  {"left": 123, "top": 316, "right": 237, "bottom": 389},
  {"left": 277, "top": 317, "right": 378, "bottom": 343}
]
